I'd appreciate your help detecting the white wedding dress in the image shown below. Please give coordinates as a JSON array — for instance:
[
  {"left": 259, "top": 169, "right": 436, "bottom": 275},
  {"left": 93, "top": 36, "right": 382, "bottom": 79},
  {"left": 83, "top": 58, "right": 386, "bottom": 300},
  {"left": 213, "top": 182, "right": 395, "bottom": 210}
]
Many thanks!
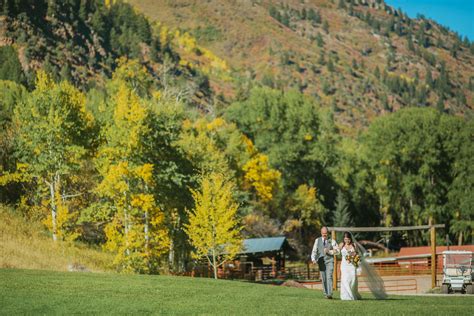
[{"left": 340, "top": 246, "right": 361, "bottom": 300}]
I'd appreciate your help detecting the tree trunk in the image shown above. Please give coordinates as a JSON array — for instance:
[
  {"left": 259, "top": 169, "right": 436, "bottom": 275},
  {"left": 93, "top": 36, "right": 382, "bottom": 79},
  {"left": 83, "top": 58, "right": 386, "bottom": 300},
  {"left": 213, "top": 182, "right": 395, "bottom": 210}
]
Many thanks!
[
  {"left": 458, "top": 231, "right": 463, "bottom": 246},
  {"left": 123, "top": 199, "right": 130, "bottom": 257},
  {"left": 212, "top": 249, "right": 218, "bottom": 279},
  {"left": 168, "top": 237, "right": 175, "bottom": 270},
  {"left": 48, "top": 180, "right": 58, "bottom": 242},
  {"left": 122, "top": 184, "right": 133, "bottom": 256},
  {"left": 144, "top": 209, "right": 150, "bottom": 269},
  {"left": 144, "top": 210, "right": 149, "bottom": 251},
  {"left": 144, "top": 184, "right": 150, "bottom": 266}
]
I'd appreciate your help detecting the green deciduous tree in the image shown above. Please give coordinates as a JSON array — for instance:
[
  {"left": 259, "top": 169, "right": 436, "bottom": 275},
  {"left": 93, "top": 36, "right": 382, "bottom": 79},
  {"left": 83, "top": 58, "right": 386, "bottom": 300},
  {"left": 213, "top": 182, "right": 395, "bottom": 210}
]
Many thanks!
[
  {"left": 226, "top": 87, "right": 340, "bottom": 225},
  {"left": 362, "top": 107, "right": 465, "bottom": 243},
  {"left": 447, "top": 119, "right": 474, "bottom": 245},
  {"left": 226, "top": 88, "right": 320, "bottom": 190},
  {"left": 0, "top": 80, "right": 27, "bottom": 202}
]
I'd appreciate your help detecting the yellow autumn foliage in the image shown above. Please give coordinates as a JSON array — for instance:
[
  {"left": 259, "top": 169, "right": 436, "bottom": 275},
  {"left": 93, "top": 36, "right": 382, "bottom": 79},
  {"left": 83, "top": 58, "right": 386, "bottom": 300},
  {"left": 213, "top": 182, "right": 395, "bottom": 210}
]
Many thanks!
[
  {"left": 242, "top": 154, "right": 281, "bottom": 202},
  {"left": 134, "top": 163, "right": 154, "bottom": 185},
  {"left": 130, "top": 193, "right": 155, "bottom": 211},
  {"left": 152, "top": 90, "right": 162, "bottom": 101},
  {"left": 96, "top": 75, "right": 169, "bottom": 273},
  {"left": 159, "top": 24, "right": 171, "bottom": 48},
  {"left": 0, "top": 163, "right": 30, "bottom": 185},
  {"left": 43, "top": 191, "right": 80, "bottom": 242},
  {"left": 179, "top": 118, "right": 230, "bottom": 175},
  {"left": 35, "top": 69, "right": 54, "bottom": 91},
  {"left": 97, "top": 159, "right": 169, "bottom": 273},
  {"left": 157, "top": 25, "right": 229, "bottom": 78},
  {"left": 175, "top": 30, "right": 198, "bottom": 53},
  {"left": 112, "top": 83, "right": 148, "bottom": 151},
  {"left": 184, "top": 173, "right": 242, "bottom": 279},
  {"left": 96, "top": 161, "right": 130, "bottom": 199},
  {"left": 206, "top": 117, "right": 225, "bottom": 131},
  {"left": 10, "top": 70, "right": 93, "bottom": 242},
  {"left": 242, "top": 135, "right": 256, "bottom": 155},
  {"left": 289, "top": 184, "right": 325, "bottom": 227}
]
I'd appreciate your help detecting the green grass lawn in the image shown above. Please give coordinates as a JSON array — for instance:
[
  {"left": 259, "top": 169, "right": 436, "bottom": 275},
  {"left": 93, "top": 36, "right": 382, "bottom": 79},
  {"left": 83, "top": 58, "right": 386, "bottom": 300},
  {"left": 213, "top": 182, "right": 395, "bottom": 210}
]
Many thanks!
[{"left": 1, "top": 269, "right": 472, "bottom": 315}]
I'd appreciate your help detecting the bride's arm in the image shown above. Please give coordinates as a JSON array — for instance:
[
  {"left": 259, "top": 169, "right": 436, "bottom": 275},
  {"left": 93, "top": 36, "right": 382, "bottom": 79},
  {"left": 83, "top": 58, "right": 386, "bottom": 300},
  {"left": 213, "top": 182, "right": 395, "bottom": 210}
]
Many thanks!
[{"left": 328, "top": 240, "right": 341, "bottom": 255}]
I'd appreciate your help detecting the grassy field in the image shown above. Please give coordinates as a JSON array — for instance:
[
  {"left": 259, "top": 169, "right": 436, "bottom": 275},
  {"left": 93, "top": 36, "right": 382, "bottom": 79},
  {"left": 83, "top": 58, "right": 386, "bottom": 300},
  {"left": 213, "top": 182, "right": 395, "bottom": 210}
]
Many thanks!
[
  {"left": 0, "top": 206, "right": 113, "bottom": 272},
  {"left": 1, "top": 269, "right": 473, "bottom": 315}
]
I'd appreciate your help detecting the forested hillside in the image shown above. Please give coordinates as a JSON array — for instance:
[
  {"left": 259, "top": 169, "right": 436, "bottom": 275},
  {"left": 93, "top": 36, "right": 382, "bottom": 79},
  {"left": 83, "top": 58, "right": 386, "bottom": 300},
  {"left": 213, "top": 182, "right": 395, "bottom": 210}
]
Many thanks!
[
  {"left": 0, "top": 0, "right": 213, "bottom": 105},
  {"left": 0, "top": 0, "right": 472, "bottom": 274},
  {"left": 130, "top": 0, "right": 474, "bottom": 130}
]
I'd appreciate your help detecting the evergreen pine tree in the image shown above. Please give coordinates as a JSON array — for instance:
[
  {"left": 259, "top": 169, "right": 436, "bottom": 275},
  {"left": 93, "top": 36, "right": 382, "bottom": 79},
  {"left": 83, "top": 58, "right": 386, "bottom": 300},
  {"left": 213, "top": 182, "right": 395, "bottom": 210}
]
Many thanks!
[
  {"left": 352, "top": 58, "right": 358, "bottom": 70},
  {"left": 425, "top": 68, "right": 433, "bottom": 88},
  {"left": 374, "top": 66, "right": 380, "bottom": 79},
  {"left": 316, "top": 32, "right": 324, "bottom": 47},
  {"left": 332, "top": 191, "right": 352, "bottom": 240},
  {"left": 436, "top": 95, "right": 445, "bottom": 112},
  {"left": 348, "top": 2, "right": 354, "bottom": 16},
  {"left": 323, "top": 20, "right": 329, "bottom": 34},
  {"left": 327, "top": 57, "right": 335, "bottom": 72},
  {"left": 318, "top": 51, "right": 325, "bottom": 65},
  {"left": 0, "top": 46, "right": 24, "bottom": 84},
  {"left": 282, "top": 12, "right": 290, "bottom": 27},
  {"left": 338, "top": 0, "right": 346, "bottom": 9},
  {"left": 469, "top": 77, "right": 474, "bottom": 92},
  {"left": 407, "top": 35, "right": 415, "bottom": 51}
]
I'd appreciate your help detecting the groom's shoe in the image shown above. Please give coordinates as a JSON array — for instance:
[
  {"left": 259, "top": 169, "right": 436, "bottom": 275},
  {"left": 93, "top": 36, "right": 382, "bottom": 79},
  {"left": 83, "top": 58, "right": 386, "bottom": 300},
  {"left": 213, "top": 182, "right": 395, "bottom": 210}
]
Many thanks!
[{"left": 326, "top": 296, "right": 333, "bottom": 299}]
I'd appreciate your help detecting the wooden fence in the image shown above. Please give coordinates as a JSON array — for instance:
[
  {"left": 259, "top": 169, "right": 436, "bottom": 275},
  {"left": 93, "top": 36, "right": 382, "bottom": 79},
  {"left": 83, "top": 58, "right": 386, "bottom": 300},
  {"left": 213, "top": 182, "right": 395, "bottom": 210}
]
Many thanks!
[
  {"left": 187, "top": 257, "right": 442, "bottom": 280},
  {"left": 356, "top": 277, "right": 418, "bottom": 293}
]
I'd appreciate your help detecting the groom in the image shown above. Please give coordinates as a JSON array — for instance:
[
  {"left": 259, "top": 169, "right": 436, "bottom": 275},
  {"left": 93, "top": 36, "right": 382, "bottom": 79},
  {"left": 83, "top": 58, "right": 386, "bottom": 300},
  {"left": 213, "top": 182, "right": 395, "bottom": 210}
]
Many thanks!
[{"left": 311, "top": 226, "right": 340, "bottom": 299}]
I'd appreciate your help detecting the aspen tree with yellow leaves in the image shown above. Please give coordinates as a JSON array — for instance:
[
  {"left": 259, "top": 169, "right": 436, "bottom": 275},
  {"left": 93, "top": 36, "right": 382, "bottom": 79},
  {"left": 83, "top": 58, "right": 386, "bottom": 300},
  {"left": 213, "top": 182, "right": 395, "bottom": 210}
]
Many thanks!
[
  {"left": 184, "top": 173, "right": 242, "bottom": 279},
  {"left": 6, "top": 71, "right": 93, "bottom": 241},
  {"left": 178, "top": 118, "right": 232, "bottom": 175},
  {"left": 96, "top": 81, "right": 169, "bottom": 273},
  {"left": 242, "top": 154, "right": 280, "bottom": 203}
]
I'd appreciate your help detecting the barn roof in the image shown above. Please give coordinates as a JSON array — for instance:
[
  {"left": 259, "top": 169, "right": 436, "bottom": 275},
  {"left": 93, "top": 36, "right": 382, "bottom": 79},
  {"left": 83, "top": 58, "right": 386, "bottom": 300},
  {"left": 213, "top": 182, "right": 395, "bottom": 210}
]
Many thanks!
[
  {"left": 398, "top": 245, "right": 474, "bottom": 257},
  {"left": 240, "top": 236, "right": 289, "bottom": 254}
]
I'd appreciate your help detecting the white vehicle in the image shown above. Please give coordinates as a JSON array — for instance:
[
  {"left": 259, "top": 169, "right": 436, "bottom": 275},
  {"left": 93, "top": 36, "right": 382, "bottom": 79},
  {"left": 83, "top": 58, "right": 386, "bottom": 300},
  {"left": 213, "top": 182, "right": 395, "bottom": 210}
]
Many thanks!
[{"left": 441, "top": 251, "right": 473, "bottom": 294}]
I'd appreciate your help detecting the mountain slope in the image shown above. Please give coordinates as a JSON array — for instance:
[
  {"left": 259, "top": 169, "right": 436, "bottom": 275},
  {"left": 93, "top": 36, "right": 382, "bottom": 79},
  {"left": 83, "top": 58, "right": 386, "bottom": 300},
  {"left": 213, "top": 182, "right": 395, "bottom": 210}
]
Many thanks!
[
  {"left": 0, "top": 0, "right": 213, "bottom": 105},
  {"left": 130, "top": 0, "right": 474, "bottom": 130}
]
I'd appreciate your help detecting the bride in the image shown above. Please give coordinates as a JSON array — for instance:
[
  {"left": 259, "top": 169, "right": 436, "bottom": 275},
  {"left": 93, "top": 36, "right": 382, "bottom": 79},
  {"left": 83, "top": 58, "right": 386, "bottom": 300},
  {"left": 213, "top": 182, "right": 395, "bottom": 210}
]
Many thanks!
[{"left": 339, "top": 231, "right": 362, "bottom": 300}]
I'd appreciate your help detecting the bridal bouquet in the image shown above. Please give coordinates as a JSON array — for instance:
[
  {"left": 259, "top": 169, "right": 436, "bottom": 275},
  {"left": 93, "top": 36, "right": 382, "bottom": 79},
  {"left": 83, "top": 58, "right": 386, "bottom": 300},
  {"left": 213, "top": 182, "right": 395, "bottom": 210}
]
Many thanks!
[{"left": 345, "top": 251, "right": 361, "bottom": 268}]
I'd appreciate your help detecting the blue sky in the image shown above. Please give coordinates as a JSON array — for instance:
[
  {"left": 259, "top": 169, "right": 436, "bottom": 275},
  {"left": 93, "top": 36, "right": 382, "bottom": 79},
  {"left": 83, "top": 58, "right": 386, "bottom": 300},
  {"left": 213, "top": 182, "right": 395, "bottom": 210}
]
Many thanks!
[{"left": 385, "top": 0, "right": 474, "bottom": 40}]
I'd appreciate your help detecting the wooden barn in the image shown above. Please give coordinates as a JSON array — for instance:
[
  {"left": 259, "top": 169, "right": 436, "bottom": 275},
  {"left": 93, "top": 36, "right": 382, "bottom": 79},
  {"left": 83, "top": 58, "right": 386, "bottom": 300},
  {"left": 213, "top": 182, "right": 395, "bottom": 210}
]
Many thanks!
[{"left": 211, "top": 236, "right": 296, "bottom": 280}]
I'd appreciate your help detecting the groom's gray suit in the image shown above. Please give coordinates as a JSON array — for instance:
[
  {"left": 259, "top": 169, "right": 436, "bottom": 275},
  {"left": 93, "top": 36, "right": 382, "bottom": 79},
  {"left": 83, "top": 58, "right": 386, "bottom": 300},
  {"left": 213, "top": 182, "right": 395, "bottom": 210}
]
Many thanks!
[{"left": 311, "top": 236, "right": 340, "bottom": 298}]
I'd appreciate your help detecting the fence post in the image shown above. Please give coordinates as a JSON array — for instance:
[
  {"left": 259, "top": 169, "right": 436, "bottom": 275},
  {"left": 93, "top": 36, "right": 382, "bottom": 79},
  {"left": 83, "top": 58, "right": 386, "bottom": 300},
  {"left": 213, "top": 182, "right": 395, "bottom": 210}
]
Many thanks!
[
  {"left": 271, "top": 256, "right": 276, "bottom": 278},
  {"left": 430, "top": 218, "right": 437, "bottom": 289},
  {"left": 332, "top": 230, "right": 337, "bottom": 291}
]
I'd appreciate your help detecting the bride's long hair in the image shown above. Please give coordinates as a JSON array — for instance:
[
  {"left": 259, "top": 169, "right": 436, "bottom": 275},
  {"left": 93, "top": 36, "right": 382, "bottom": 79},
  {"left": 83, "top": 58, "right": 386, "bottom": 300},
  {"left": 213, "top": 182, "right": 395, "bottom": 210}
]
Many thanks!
[
  {"left": 350, "top": 232, "right": 388, "bottom": 300},
  {"left": 343, "top": 231, "right": 354, "bottom": 246}
]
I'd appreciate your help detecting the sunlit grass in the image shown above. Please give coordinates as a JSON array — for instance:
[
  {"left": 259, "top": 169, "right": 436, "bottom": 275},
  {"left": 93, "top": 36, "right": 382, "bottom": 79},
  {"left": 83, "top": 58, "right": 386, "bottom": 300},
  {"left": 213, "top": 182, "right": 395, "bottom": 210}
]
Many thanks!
[
  {"left": 1, "top": 269, "right": 473, "bottom": 315},
  {"left": 0, "top": 205, "right": 113, "bottom": 272}
]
